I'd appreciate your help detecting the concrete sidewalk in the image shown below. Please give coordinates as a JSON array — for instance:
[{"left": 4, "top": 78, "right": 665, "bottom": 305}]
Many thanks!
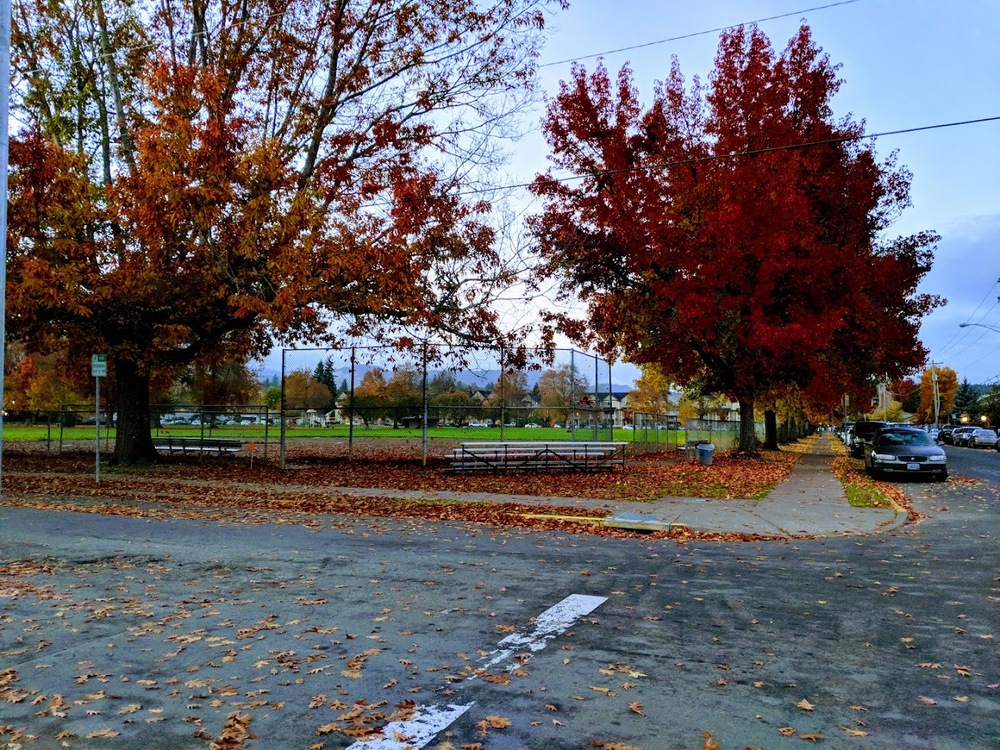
[
  {"left": 318, "top": 433, "right": 907, "bottom": 538},
  {"left": 605, "top": 433, "right": 907, "bottom": 537}
]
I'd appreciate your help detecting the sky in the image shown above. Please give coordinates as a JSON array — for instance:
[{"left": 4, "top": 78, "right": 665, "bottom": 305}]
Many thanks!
[{"left": 270, "top": 0, "right": 1000, "bottom": 389}]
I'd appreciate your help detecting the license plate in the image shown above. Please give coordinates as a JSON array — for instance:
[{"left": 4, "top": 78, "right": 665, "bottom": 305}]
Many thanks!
[{"left": 907, "top": 463, "right": 920, "bottom": 470}]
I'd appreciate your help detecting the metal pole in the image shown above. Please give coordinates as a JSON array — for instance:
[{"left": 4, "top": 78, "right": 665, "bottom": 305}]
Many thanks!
[
  {"left": 498, "top": 345, "right": 505, "bottom": 441},
  {"left": 570, "top": 349, "right": 576, "bottom": 440},
  {"left": 931, "top": 362, "right": 940, "bottom": 427},
  {"left": 95, "top": 376, "right": 101, "bottom": 482},
  {"left": 608, "top": 360, "right": 614, "bottom": 441},
  {"left": 421, "top": 343, "right": 428, "bottom": 467},
  {"left": 279, "top": 348, "right": 286, "bottom": 469},
  {"left": 593, "top": 353, "right": 599, "bottom": 440},
  {"left": 0, "top": 0, "right": 12, "bottom": 493},
  {"left": 348, "top": 347, "right": 356, "bottom": 460}
]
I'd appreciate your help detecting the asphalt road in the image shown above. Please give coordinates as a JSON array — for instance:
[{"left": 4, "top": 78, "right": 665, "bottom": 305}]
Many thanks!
[{"left": 1, "top": 449, "right": 999, "bottom": 750}]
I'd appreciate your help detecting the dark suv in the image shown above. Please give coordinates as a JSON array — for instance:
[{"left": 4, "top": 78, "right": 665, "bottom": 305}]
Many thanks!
[{"left": 849, "top": 420, "right": 889, "bottom": 457}]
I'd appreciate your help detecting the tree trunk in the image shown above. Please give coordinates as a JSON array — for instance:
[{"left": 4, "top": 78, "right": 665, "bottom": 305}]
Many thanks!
[
  {"left": 112, "top": 359, "right": 158, "bottom": 465},
  {"left": 737, "top": 399, "right": 759, "bottom": 455},
  {"left": 763, "top": 409, "right": 779, "bottom": 450}
]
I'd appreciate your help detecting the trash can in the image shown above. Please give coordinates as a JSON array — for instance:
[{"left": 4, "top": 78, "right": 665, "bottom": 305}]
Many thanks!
[{"left": 696, "top": 443, "right": 715, "bottom": 466}]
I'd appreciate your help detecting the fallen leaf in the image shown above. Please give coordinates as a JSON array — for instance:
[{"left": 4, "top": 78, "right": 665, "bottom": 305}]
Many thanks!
[{"left": 86, "top": 729, "right": 119, "bottom": 739}]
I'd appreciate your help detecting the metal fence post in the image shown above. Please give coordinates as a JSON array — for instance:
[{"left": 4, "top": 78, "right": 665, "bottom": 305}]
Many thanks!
[
  {"left": 348, "top": 347, "right": 356, "bottom": 461},
  {"left": 279, "top": 348, "right": 286, "bottom": 470},
  {"left": 421, "top": 343, "right": 429, "bottom": 467}
]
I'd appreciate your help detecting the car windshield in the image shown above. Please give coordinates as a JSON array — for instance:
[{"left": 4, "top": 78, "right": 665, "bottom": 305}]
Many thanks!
[{"left": 876, "top": 430, "right": 935, "bottom": 447}]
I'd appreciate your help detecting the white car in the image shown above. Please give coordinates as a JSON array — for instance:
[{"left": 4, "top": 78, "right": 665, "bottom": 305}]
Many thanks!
[{"left": 968, "top": 427, "right": 998, "bottom": 448}]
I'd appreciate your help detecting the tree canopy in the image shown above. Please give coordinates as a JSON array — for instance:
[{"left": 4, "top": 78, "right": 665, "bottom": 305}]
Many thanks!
[
  {"left": 7, "top": 0, "right": 566, "bottom": 463},
  {"left": 530, "top": 24, "right": 940, "bottom": 453}
]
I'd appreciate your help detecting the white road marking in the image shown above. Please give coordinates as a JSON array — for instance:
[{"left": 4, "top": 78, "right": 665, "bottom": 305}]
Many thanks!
[
  {"left": 346, "top": 703, "right": 475, "bottom": 750},
  {"left": 345, "top": 593, "right": 607, "bottom": 750},
  {"left": 481, "top": 593, "right": 608, "bottom": 670}
]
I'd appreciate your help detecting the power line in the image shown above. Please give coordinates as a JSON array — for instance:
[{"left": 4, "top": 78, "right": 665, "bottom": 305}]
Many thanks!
[
  {"left": 539, "top": 0, "right": 860, "bottom": 68},
  {"left": 437, "top": 115, "right": 1000, "bottom": 201}
]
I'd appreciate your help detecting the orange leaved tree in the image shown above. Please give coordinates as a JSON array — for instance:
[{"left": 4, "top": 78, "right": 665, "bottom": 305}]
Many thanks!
[{"left": 7, "top": 0, "right": 566, "bottom": 464}]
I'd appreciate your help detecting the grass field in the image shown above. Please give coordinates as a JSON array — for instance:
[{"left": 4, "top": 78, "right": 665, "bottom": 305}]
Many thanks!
[{"left": 5, "top": 422, "right": 690, "bottom": 447}]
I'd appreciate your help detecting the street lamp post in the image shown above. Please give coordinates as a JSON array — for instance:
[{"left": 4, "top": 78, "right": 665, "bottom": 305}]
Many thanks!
[{"left": 959, "top": 322, "right": 1000, "bottom": 334}]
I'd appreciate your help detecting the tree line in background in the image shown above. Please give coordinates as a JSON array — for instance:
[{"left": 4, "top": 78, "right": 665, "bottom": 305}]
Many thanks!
[
  {"left": 15, "top": 341, "right": 998, "bottom": 434},
  {"left": 4, "top": 4, "right": 956, "bottom": 462}
]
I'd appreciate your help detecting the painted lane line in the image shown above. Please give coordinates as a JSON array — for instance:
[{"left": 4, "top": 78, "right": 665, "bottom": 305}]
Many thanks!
[
  {"left": 481, "top": 593, "right": 608, "bottom": 670},
  {"left": 345, "top": 703, "right": 475, "bottom": 750},
  {"left": 345, "top": 593, "right": 607, "bottom": 750}
]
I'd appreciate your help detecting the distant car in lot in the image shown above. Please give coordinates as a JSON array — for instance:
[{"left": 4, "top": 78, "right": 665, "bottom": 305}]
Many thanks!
[
  {"left": 524, "top": 423, "right": 540, "bottom": 428},
  {"left": 966, "top": 427, "right": 998, "bottom": 448},
  {"left": 863, "top": 427, "right": 948, "bottom": 481}
]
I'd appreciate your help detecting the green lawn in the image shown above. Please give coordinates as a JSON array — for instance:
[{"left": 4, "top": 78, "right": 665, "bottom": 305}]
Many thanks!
[{"left": 4, "top": 422, "right": 684, "bottom": 445}]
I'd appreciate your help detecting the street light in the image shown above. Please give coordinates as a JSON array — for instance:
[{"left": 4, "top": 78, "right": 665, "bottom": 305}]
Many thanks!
[{"left": 959, "top": 322, "right": 1000, "bottom": 334}]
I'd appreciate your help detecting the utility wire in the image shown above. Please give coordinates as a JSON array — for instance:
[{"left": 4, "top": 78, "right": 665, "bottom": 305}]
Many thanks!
[
  {"left": 933, "top": 278, "right": 1000, "bottom": 360},
  {"left": 438, "top": 115, "right": 1000, "bottom": 201},
  {"left": 540, "top": 0, "right": 860, "bottom": 68}
]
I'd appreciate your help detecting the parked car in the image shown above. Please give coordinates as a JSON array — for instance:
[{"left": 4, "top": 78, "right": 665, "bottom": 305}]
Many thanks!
[
  {"left": 950, "top": 426, "right": 978, "bottom": 447},
  {"left": 839, "top": 422, "right": 855, "bottom": 444},
  {"left": 863, "top": 427, "right": 948, "bottom": 481},
  {"left": 967, "top": 427, "right": 998, "bottom": 448},
  {"left": 938, "top": 425, "right": 960, "bottom": 444},
  {"left": 849, "top": 420, "right": 889, "bottom": 457}
]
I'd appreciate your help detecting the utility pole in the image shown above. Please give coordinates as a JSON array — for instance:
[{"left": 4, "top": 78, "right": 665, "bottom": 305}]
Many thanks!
[{"left": 930, "top": 362, "right": 941, "bottom": 428}]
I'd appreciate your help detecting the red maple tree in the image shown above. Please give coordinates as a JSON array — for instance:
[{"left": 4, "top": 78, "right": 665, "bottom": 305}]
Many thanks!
[
  {"left": 7, "top": 0, "right": 566, "bottom": 464},
  {"left": 530, "top": 24, "right": 940, "bottom": 454}
]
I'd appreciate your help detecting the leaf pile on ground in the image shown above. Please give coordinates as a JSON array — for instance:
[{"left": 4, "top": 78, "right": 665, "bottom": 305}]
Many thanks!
[
  {"left": 7, "top": 446, "right": 798, "bottom": 502},
  {"left": 2, "top": 446, "right": 799, "bottom": 540}
]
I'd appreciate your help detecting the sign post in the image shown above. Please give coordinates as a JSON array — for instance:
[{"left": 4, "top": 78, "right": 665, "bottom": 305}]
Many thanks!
[{"left": 91, "top": 354, "right": 107, "bottom": 482}]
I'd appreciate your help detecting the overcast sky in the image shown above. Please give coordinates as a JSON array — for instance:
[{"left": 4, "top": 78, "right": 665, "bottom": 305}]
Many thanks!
[{"left": 514, "top": 0, "right": 1000, "bottom": 385}]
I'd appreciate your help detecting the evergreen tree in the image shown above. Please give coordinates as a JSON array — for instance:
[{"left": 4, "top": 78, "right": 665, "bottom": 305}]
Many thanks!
[{"left": 953, "top": 378, "right": 978, "bottom": 420}]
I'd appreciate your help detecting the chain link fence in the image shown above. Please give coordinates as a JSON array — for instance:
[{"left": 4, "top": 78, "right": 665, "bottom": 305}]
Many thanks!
[{"left": 10, "top": 345, "right": 765, "bottom": 464}]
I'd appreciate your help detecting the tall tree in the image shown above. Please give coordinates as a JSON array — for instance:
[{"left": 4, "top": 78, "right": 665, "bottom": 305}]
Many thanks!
[
  {"left": 891, "top": 376, "right": 921, "bottom": 415},
  {"left": 530, "top": 24, "right": 940, "bottom": 454},
  {"left": 350, "top": 368, "right": 389, "bottom": 427},
  {"left": 385, "top": 368, "right": 422, "bottom": 426},
  {"left": 283, "top": 369, "right": 334, "bottom": 411},
  {"left": 7, "top": 0, "right": 566, "bottom": 464},
  {"left": 916, "top": 366, "right": 957, "bottom": 425},
  {"left": 953, "top": 378, "right": 979, "bottom": 421},
  {"left": 627, "top": 364, "right": 674, "bottom": 416},
  {"left": 313, "top": 358, "right": 340, "bottom": 397}
]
